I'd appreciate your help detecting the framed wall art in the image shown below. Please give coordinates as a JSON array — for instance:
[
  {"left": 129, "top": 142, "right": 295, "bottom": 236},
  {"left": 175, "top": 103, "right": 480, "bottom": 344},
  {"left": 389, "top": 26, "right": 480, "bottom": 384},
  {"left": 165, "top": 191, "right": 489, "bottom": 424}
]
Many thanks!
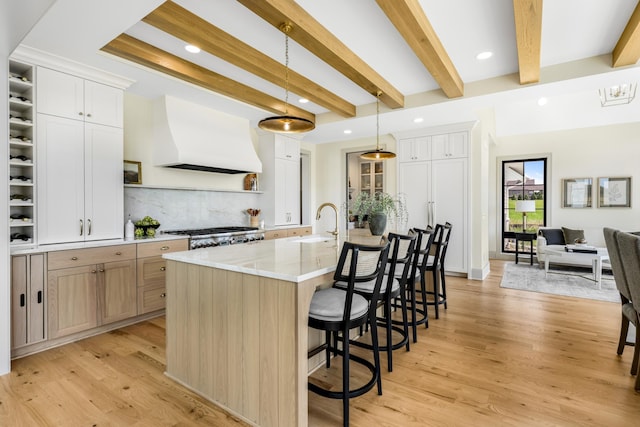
[
  {"left": 124, "top": 160, "right": 142, "bottom": 184},
  {"left": 562, "top": 178, "right": 592, "bottom": 208},
  {"left": 598, "top": 177, "right": 631, "bottom": 208}
]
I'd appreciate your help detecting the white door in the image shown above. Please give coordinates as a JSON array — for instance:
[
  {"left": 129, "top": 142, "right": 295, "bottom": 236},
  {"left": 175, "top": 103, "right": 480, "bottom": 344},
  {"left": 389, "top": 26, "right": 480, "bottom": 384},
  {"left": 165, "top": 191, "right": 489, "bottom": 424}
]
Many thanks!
[
  {"left": 398, "top": 161, "right": 431, "bottom": 230},
  {"left": 84, "top": 124, "right": 123, "bottom": 241},
  {"left": 37, "top": 114, "right": 85, "bottom": 244},
  {"left": 285, "top": 158, "right": 301, "bottom": 224},
  {"left": 431, "top": 158, "right": 467, "bottom": 273}
]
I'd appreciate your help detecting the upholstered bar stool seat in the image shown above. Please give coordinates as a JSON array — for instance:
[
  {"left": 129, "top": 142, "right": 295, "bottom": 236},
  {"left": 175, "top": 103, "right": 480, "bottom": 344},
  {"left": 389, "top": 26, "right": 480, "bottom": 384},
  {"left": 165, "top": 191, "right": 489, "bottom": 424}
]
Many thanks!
[{"left": 309, "top": 288, "right": 369, "bottom": 321}]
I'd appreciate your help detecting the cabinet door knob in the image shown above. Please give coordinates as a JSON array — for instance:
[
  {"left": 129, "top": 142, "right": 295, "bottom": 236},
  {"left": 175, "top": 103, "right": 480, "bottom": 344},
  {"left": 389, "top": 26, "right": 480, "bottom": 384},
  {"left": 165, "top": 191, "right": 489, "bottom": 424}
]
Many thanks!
[
  {"left": 78, "top": 112, "right": 83, "bottom": 116},
  {"left": 160, "top": 293, "right": 167, "bottom": 298},
  {"left": 160, "top": 266, "right": 166, "bottom": 271},
  {"left": 99, "top": 268, "right": 105, "bottom": 273},
  {"left": 91, "top": 270, "right": 97, "bottom": 274},
  {"left": 86, "top": 113, "right": 92, "bottom": 118},
  {"left": 71, "top": 256, "right": 78, "bottom": 261},
  {"left": 160, "top": 246, "right": 170, "bottom": 251}
]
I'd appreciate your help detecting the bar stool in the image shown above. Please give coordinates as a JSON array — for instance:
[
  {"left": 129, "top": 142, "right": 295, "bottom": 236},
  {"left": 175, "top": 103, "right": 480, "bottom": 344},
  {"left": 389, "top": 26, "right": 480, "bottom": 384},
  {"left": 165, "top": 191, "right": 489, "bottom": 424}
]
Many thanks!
[
  {"left": 307, "top": 241, "right": 390, "bottom": 427},
  {"left": 337, "top": 232, "right": 417, "bottom": 372},
  {"left": 403, "top": 227, "right": 436, "bottom": 340},
  {"left": 426, "top": 222, "right": 452, "bottom": 318}
]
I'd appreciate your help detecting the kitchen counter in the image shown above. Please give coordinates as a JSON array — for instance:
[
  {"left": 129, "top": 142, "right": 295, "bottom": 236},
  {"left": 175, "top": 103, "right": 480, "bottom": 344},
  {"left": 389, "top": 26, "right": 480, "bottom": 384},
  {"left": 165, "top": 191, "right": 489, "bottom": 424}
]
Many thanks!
[
  {"left": 10, "top": 233, "right": 188, "bottom": 255},
  {"left": 163, "top": 229, "right": 383, "bottom": 427}
]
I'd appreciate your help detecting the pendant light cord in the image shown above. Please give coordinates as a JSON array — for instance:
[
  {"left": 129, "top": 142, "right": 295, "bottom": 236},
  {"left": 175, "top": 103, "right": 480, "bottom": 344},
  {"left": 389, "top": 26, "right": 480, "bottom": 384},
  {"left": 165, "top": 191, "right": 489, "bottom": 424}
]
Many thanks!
[
  {"left": 376, "top": 91, "right": 380, "bottom": 150},
  {"left": 282, "top": 24, "right": 292, "bottom": 115}
]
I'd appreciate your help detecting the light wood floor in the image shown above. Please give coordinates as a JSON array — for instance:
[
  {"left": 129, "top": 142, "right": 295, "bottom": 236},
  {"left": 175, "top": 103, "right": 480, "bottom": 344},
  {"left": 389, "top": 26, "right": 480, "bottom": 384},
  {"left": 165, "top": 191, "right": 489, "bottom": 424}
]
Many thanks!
[{"left": 2, "top": 260, "right": 640, "bottom": 426}]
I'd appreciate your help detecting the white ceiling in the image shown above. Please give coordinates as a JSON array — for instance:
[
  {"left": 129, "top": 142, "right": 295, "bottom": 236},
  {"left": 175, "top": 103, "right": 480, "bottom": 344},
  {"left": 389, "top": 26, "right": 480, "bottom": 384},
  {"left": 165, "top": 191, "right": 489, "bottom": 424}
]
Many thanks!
[{"left": 11, "top": 0, "right": 640, "bottom": 143}]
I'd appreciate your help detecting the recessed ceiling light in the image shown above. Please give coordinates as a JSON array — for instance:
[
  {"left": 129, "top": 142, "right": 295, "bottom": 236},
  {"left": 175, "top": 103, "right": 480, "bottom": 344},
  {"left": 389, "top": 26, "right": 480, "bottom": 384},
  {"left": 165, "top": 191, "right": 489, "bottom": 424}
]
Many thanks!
[
  {"left": 538, "top": 97, "right": 548, "bottom": 106},
  {"left": 413, "top": 117, "right": 424, "bottom": 123},
  {"left": 476, "top": 51, "right": 493, "bottom": 60},
  {"left": 299, "top": 98, "right": 309, "bottom": 104},
  {"left": 185, "top": 44, "right": 201, "bottom": 54},
  {"left": 344, "top": 129, "right": 352, "bottom": 134}
]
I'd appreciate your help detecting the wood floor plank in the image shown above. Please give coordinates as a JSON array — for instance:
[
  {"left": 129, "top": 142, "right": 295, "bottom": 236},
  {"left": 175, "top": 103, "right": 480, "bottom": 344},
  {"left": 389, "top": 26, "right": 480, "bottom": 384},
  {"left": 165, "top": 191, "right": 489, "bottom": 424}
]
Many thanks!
[{"left": 1, "top": 260, "right": 640, "bottom": 426}]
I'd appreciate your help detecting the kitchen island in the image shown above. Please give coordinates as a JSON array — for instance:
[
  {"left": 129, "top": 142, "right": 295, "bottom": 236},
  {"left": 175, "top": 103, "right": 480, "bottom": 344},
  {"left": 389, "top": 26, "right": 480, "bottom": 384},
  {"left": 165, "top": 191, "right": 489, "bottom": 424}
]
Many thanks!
[{"left": 163, "top": 231, "right": 381, "bottom": 427}]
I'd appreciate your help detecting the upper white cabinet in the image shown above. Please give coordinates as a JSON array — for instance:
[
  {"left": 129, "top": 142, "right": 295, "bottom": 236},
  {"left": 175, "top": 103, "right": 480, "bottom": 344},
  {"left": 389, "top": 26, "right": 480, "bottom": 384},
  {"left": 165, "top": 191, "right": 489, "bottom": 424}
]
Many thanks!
[
  {"left": 259, "top": 133, "right": 301, "bottom": 227},
  {"left": 38, "top": 116, "right": 123, "bottom": 244},
  {"left": 431, "top": 132, "right": 468, "bottom": 159},
  {"left": 37, "top": 67, "right": 123, "bottom": 128},
  {"left": 398, "top": 136, "right": 431, "bottom": 162}
]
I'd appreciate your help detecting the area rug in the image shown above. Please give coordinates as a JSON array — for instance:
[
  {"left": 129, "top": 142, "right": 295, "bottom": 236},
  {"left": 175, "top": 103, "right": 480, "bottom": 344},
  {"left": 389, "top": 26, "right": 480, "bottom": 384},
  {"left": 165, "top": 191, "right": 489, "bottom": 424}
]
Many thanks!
[{"left": 500, "top": 262, "right": 619, "bottom": 303}]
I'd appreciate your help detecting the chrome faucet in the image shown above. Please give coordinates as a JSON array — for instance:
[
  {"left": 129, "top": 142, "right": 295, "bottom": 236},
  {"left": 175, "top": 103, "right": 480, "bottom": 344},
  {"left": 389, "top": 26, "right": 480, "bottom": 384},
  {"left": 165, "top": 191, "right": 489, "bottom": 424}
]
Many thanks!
[{"left": 316, "top": 202, "right": 339, "bottom": 239}]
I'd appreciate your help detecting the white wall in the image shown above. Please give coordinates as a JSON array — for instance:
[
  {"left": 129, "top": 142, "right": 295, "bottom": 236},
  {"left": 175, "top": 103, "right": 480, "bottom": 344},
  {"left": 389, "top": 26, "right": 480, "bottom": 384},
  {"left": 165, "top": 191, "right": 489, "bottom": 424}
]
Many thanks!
[{"left": 489, "top": 122, "right": 640, "bottom": 254}]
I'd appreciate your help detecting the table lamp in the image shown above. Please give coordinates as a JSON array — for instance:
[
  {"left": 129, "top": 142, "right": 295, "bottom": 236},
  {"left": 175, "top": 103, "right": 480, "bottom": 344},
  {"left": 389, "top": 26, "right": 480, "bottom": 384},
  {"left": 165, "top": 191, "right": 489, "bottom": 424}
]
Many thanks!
[{"left": 515, "top": 200, "right": 536, "bottom": 231}]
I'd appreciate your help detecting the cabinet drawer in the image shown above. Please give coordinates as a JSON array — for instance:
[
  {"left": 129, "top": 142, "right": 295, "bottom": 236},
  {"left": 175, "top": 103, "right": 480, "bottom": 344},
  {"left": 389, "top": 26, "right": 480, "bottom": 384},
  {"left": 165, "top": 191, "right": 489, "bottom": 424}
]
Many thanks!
[
  {"left": 264, "top": 230, "right": 287, "bottom": 240},
  {"left": 48, "top": 244, "right": 135, "bottom": 270},
  {"left": 137, "top": 239, "right": 189, "bottom": 258},
  {"left": 137, "top": 283, "right": 166, "bottom": 314},
  {"left": 137, "top": 256, "right": 166, "bottom": 288},
  {"left": 287, "top": 226, "right": 311, "bottom": 237}
]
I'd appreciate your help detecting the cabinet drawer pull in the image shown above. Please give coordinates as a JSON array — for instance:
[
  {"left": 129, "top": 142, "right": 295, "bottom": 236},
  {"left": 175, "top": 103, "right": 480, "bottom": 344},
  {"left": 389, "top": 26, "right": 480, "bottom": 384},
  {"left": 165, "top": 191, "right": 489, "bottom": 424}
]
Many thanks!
[
  {"left": 160, "top": 246, "right": 170, "bottom": 251},
  {"left": 98, "top": 268, "right": 105, "bottom": 273},
  {"left": 87, "top": 219, "right": 92, "bottom": 236},
  {"left": 160, "top": 266, "right": 166, "bottom": 271},
  {"left": 91, "top": 270, "right": 97, "bottom": 274},
  {"left": 115, "top": 251, "right": 122, "bottom": 255},
  {"left": 37, "top": 291, "right": 42, "bottom": 304},
  {"left": 20, "top": 293, "right": 25, "bottom": 307},
  {"left": 71, "top": 256, "right": 78, "bottom": 261},
  {"left": 86, "top": 113, "right": 92, "bottom": 118},
  {"left": 79, "top": 219, "right": 83, "bottom": 236}
]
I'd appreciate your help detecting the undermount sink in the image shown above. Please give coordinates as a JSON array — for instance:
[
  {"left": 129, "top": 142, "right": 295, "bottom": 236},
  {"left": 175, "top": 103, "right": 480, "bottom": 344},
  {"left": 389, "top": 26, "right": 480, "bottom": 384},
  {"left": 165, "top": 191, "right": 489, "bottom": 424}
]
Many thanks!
[{"left": 291, "top": 236, "right": 334, "bottom": 243}]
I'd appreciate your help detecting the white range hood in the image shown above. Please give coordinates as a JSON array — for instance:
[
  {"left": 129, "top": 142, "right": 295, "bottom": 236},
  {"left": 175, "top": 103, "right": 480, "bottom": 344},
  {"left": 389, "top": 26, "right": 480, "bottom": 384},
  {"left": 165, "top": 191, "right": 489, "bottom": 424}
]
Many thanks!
[{"left": 153, "top": 95, "right": 262, "bottom": 174}]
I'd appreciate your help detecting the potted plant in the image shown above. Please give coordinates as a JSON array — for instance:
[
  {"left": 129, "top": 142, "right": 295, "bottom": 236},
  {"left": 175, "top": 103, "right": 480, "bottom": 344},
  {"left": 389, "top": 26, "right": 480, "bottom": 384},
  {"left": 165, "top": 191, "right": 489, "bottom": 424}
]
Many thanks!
[{"left": 352, "top": 191, "right": 399, "bottom": 235}]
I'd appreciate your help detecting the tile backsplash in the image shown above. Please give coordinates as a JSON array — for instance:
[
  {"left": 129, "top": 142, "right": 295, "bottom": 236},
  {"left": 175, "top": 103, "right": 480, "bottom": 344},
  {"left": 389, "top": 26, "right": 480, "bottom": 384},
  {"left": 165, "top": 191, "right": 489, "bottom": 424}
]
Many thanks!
[{"left": 124, "top": 186, "right": 261, "bottom": 231}]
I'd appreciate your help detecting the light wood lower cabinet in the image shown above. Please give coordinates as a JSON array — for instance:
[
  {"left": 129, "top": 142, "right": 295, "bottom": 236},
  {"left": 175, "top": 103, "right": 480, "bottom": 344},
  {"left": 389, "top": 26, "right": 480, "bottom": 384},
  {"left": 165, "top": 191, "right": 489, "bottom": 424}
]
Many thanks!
[
  {"left": 136, "top": 239, "right": 189, "bottom": 314},
  {"left": 47, "top": 245, "right": 136, "bottom": 339},
  {"left": 264, "top": 226, "right": 312, "bottom": 240},
  {"left": 11, "top": 254, "right": 46, "bottom": 348}
]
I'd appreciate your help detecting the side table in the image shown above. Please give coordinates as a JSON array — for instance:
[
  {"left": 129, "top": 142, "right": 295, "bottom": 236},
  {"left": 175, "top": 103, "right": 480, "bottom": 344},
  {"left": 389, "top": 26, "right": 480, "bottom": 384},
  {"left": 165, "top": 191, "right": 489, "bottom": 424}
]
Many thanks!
[{"left": 515, "top": 232, "right": 536, "bottom": 265}]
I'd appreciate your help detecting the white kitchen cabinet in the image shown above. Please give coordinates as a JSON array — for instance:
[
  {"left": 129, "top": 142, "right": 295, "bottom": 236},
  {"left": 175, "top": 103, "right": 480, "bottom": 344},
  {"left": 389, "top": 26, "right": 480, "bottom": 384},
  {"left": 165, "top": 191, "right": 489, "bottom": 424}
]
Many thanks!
[
  {"left": 37, "top": 67, "right": 123, "bottom": 128},
  {"left": 398, "top": 128, "right": 470, "bottom": 274},
  {"left": 398, "top": 136, "right": 431, "bottom": 162},
  {"left": 259, "top": 133, "right": 301, "bottom": 226},
  {"left": 37, "top": 114, "right": 123, "bottom": 244},
  {"left": 431, "top": 132, "right": 468, "bottom": 159},
  {"left": 360, "top": 160, "right": 384, "bottom": 196}
]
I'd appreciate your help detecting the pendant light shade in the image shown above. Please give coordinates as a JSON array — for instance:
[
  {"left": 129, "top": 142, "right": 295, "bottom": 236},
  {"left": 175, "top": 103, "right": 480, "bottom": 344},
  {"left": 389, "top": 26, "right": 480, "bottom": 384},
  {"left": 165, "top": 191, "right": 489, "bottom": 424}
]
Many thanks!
[
  {"left": 258, "top": 23, "right": 315, "bottom": 134},
  {"left": 360, "top": 91, "right": 396, "bottom": 160}
]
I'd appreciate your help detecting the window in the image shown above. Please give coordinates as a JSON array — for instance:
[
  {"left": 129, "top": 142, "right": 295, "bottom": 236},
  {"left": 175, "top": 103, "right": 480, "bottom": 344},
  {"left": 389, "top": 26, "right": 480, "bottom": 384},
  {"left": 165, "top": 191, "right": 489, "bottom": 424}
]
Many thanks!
[{"left": 501, "top": 158, "right": 547, "bottom": 253}]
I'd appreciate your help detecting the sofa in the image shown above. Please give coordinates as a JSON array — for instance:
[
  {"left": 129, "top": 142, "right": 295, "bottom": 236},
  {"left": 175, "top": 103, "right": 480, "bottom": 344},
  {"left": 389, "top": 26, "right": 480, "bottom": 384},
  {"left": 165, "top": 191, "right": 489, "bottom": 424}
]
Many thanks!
[{"left": 536, "top": 227, "right": 598, "bottom": 269}]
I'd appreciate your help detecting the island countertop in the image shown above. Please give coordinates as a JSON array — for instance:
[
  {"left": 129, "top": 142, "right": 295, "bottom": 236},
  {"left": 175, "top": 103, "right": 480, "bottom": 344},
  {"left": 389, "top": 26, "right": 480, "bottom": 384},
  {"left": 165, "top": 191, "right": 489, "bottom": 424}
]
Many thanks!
[{"left": 162, "top": 231, "right": 382, "bottom": 282}]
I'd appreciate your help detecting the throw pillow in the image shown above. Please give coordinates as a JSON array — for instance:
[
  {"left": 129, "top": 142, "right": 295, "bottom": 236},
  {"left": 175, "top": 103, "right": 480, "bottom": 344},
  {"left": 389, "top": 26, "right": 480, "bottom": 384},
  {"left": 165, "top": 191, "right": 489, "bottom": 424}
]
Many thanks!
[
  {"left": 540, "top": 228, "right": 565, "bottom": 245},
  {"left": 562, "top": 227, "right": 585, "bottom": 244}
]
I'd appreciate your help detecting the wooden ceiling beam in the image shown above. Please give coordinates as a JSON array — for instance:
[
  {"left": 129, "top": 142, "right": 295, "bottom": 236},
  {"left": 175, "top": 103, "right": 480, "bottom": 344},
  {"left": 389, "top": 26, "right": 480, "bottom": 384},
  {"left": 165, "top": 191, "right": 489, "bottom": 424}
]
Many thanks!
[
  {"left": 512, "top": 0, "right": 543, "bottom": 84},
  {"left": 613, "top": 1, "right": 640, "bottom": 67},
  {"left": 237, "top": 0, "right": 405, "bottom": 109},
  {"left": 101, "top": 34, "right": 315, "bottom": 122},
  {"left": 142, "top": 1, "right": 355, "bottom": 118},
  {"left": 376, "top": 0, "right": 463, "bottom": 98}
]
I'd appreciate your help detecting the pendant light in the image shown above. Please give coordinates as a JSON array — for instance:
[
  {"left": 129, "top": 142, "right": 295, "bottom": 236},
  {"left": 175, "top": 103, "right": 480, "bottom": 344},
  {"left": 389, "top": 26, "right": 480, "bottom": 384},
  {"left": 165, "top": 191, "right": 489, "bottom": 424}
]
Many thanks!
[
  {"left": 360, "top": 91, "right": 396, "bottom": 160},
  {"left": 258, "top": 23, "right": 315, "bottom": 133}
]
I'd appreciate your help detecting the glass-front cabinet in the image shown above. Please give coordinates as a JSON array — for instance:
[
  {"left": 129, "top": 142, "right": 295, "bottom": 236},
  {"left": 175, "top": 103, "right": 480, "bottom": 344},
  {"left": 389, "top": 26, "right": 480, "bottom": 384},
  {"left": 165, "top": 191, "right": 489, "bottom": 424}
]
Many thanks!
[{"left": 360, "top": 161, "right": 384, "bottom": 196}]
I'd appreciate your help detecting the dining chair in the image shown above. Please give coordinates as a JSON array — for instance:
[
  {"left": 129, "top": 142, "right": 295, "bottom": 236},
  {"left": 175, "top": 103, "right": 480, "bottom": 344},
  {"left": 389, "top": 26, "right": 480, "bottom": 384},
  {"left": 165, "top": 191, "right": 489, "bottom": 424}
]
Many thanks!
[
  {"left": 307, "top": 241, "right": 390, "bottom": 427},
  {"left": 614, "top": 231, "right": 640, "bottom": 391},
  {"left": 603, "top": 227, "right": 639, "bottom": 376}
]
